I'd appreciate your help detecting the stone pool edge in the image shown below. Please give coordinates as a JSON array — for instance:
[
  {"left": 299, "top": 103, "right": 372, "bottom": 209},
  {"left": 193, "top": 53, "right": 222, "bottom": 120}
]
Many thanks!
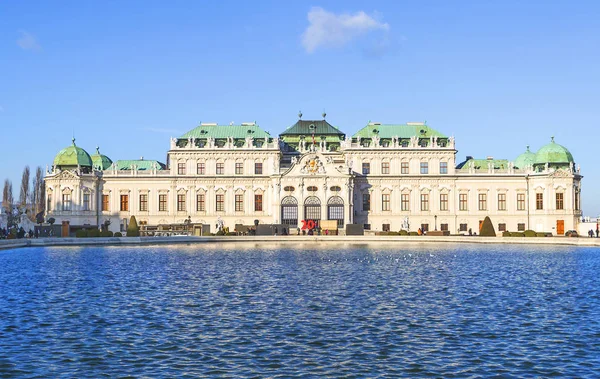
[{"left": 2, "top": 235, "right": 600, "bottom": 250}]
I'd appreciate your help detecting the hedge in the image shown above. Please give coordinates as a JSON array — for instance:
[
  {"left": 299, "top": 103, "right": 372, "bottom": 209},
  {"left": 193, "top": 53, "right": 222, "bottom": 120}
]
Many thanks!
[
  {"left": 75, "top": 229, "right": 88, "bottom": 238},
  {"left": 399, "top": 230, "right": 409, "bottom": 236},
  {"left": 114, "top": 232, "right": 123, "bottom": 237},
  {"left": 524, "top": 230, "right": 537, "bottom": 237}
]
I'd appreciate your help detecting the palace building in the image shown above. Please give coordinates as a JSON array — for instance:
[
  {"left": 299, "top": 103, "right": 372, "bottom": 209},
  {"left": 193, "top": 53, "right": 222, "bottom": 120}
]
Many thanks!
[{"left": 44, "top": 116, "right": 582, "bottom": 235}]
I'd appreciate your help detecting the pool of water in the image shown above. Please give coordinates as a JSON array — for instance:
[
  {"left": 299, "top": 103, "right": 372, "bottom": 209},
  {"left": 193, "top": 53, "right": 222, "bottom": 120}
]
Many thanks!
[{"left": 1, "top": 243, "right": 599, "bottom": 377}]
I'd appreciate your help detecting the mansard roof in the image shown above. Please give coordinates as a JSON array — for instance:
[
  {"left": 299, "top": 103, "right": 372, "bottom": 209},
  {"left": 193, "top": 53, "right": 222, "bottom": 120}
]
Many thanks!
[
  {"left": 279, "top": 120, "right": 345, "bottom": 137},
  {"left": 456, "top": 157, "right": 509, "bottom": 171},
  {"left": 353, "top": 122, "right": 447, "bottom": 139},
  {"left": 113, "top": 159, "right": 166, "bottom": 171},
  {"left": 180, "top": 123, "right": 271, "bottom": 139}
]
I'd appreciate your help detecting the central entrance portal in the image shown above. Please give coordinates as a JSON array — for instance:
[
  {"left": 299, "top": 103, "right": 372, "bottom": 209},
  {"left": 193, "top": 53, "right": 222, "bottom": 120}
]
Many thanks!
[{"left": 304, "top": 196, "right": 321, "bottom": 222}]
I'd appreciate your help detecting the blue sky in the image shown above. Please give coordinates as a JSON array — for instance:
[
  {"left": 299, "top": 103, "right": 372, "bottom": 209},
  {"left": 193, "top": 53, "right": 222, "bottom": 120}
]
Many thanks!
[{"left": 1, "top": 1, "right": 599, "bottom": 214}]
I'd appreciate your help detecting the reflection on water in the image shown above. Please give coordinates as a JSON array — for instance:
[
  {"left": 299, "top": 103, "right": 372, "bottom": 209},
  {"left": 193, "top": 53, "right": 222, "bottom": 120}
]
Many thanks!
[{"left": 1, "top": 243, "right": 599, "bottom": 377}]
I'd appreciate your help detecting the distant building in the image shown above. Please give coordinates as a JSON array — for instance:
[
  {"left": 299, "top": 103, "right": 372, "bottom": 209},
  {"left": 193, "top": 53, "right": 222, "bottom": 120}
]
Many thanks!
[{"left": 44, "top": 117, "right": 582, "bottom": 235}]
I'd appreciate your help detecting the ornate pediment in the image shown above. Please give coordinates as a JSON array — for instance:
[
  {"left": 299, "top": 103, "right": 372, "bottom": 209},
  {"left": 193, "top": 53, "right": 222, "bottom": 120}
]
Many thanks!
[
  {"left": 55, "top": 170, "right": 81, "bottom": 180},
  {"left": 550, "top": 169, "right": 572, "bottom": 178},
  {"left": 285, "top": 153, "right": 351, "bottom": 178}
]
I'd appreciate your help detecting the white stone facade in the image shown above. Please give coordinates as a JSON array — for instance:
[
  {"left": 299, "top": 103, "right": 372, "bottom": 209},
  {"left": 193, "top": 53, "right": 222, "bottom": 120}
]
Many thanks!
[{"left": 44, "top": 124, "right": 582, "bottom": 235}]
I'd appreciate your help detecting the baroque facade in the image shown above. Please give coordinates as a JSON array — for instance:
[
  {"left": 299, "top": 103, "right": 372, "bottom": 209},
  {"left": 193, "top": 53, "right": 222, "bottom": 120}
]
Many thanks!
[{"left": 45, "top": 117, "right": 582, "bottom": 235}]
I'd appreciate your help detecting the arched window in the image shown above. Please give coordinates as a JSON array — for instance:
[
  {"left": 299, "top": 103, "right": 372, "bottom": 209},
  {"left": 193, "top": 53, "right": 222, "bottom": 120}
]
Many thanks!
[
  {"left": 281, "top": 196, "right": 298, "bottom": 226},
  {"left": 304, "top": 196, "right": 321, "bottom": 220},
  {"left": 327, "top": 196, "right": 344, "bottom": 227}
]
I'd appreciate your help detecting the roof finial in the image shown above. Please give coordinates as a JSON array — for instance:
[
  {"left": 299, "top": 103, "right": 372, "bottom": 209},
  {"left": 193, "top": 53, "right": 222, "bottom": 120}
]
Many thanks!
[
  {"left": 96, "top": 146, "right": 100, "bottom": 154},
  {"left": 298, "top": 110, "right": 302, "bottom": 119},
  {"left": 526, "top": 145, "right": 530, "bottom": 152},
  {"left": 551, "top": 136, "right": 555, "bottom": 142},
  {"left": 322, "top": 109, "right": 327, "bottom": 119},
  {"left": 72, "top": 137, "right": 76, "bottom": 146}
]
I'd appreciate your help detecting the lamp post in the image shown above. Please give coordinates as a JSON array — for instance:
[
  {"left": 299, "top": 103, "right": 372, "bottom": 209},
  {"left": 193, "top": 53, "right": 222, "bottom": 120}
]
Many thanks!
[{"left": 434, "top": 215, "right": 438, "bottom": 231}]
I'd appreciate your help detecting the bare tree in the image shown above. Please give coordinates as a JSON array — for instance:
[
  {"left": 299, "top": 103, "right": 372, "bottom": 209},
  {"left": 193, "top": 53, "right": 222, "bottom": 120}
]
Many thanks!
[
  {"left": 19, "top": 166, "right": 30, "bottom": 208},
  {"left": 2, "top": 179, "right": 13, "bottom": 211},
  {"left": 32, "top": 166, "right": 45, "bottom": 215}
]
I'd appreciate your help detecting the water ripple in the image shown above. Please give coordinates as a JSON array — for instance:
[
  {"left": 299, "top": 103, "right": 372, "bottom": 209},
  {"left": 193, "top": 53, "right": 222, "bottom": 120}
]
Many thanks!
[{"left": 1, "top": 243, "right": 599, "bottom": 377}]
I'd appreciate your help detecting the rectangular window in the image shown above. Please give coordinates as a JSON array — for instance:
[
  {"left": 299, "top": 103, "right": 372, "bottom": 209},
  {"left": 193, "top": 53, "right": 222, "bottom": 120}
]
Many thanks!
[
  {"left": 197, "top": 162, "right": 205, "bottom": 175},
  {"left": 235, "top": 162, "right": 244, "bottom": 175},
  {"left": 139, "top": 194, "right": 148, "bottom": 212},
  {"left": 216, "top": 194, "right": 224, "bottom": 212},
  {"left": 556, "top": 193, "right": 564, "bottom": 210},
  {"left": 196, "top": 194, "right": 205, "bottom": 212},
  {"left": 120, "top": 194, "right": 129, "bottom": 212},
  {"left": 439, "top": 162, "right": 448, "bottom": 174},
  {"left": 517, "top": 193, "right": 526, "bottom": 211},
  {"left": 102, "top": 194, "right": 109, "bottom": 211},
  {"left": 498, "top": 193, "right": 506, "bottom": 211},
  {"left": 362, "top": 162, "right": 370, "bottom": 175},
  {"left": 363, "top": 224, "right": 371, "bottom": 230},
  {"left": 216, "top": 162, "right": 224, "bottom": 175},
  {"left": 255, "top": 162, "right": 263, "bottom": 175},
  {"left": 159, "top": 194, "right": 167, "bottom": 212},
  {"left": 401, "top": 162, "right": 409, "bottom": 174},
  {"left": 420, "top": 162, "right": 429, "bottom": 174},
  {"left": 536, "top": 193, "right": 543, "bottom": 210},
  {"left": 235, "top": 194, "right": 244, "bottom": 212},
  {"left": 255, "top": 194, "right": 263, "bottom": 212},
  {"left": 401, "top": 193, "right": 410, "bottom": 211},
  {"left": 363, "top": 193, "right": 370, "bottom": 211},
  {"left": 440, "top": 193, "right": 448, "bottom": 211},
  {"left": 575, "top": 190, "right": 580, "bottom": 210},
  {"left": 421, "top": 193, "right": 429, "bottom": 211},
  {"left": 381, "top": 162, "right": 390, "bottom": 174},
  {"left": 421, "top": 224, "right": 429, "bottom": 232},
  {"left": 498, "top": 223, "right": 506, "bottom": 232},
  {"left": 459, "top": 193, "right": 468, "bottom": 211},
  {"left": 47, "top": 193, "right": 53, "bottom": 211},
  {"left": 62, "top": 193, "right": 72, "bottom": 211},
  {"left": 459, "top": 223, "right": 468, "bottom": 232},
  {"left": 441, "top": 223, "right": 448, "bottom": 231},
  {"left": 83, "top": 193, "right": 90, "bottom": 211},
  {"left": 518, "top": 223, "right": 526, "bottom": 231},
  {"left": 382, "top": 194, "right": 390, "bottom": 211},
  {"left": 177, "top": 194, "right": 186, "bottom": 212},
  {"left": 382, "top": 224, "right": 390, "bottom": 232},
  {"left": 478, "top": 193, "right": 487, "bottom": 211},
  {"left": 178, "top": 162, "right": 186, "bottom": 175}
]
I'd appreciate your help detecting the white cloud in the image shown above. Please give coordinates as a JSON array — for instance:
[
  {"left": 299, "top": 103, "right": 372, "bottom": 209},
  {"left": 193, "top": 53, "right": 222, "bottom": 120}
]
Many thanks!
[
  {"left": 301, "top": 7, "right": 389, "bottom": 53},
  {"left": 17, "top": 30, "right": 41, "bottom": 51}
]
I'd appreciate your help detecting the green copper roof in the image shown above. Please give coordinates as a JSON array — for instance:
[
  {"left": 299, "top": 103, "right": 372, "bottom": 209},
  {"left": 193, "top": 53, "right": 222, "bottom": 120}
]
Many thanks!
[
  {"left": 353, "top": 123, "right": 447, "bottom": 139},
  {"left": 90, "top": 147, "right": 113, "bottom": 171},
  {"left": 53, "top": 138, "right": 93, "bottom": 168},
  {"left": 514, "top": 146, "right": 536, "bottom": 169},
  {"left": 180, "top": 123, "right": 271, "bottom": 139},
  {"left": 279, "top": 120, "right": 345, "bottom": 137},
  {"left": 534, "top": 137, "right": 574, "bottom": 165},
  {"left": 457, "top": 158, "right": 510, "bottom": 171},
  {"left": 114, "top": 159, "right": 166, "bottom": 171}
]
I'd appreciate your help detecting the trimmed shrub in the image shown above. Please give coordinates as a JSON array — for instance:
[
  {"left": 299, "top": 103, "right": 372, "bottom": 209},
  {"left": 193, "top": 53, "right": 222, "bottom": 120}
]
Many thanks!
[
  {"left": 510, "top": 232, "right": 525, "bottom": 237},
  {"left": 399, "top": 230, "right": 409, "bottom": 236},
  {"left": 524, "top": 230, "right": 537, "bottom": 237},
  {"left": 502, "top": 231, "right": 511, "bottom": 237},
  {"left": 126, "top": 216, "right": 140, "bottom": 237},
  {"left": 75, "top": 229, "right": 88, "bottom": 238},
  {"left": 479, "top": 216, "right": 496, "bottom": 237},
  {"left": 100, "top": 230, "right": 113, "bottom": 237},
  {"left": 114, "top": 232, "right": 123, "bottom": 237},
  {"left": 88, "top": 229, "right": 100, "bottom": 238},
  {"left": 409, "top": 231, "right": 419, "bottom": 236}
]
